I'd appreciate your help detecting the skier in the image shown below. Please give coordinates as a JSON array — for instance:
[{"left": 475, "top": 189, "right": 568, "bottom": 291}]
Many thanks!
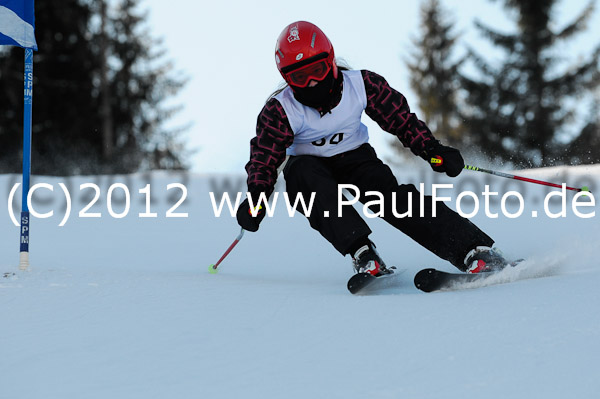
[{"left": 236, "top": 21, "right": 509, "bottom": 276}]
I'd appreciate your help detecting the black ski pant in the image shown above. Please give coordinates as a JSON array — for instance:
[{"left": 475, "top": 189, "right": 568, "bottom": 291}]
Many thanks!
[{"left": 283, "top": 143, "right": 494, "bottom": 270}]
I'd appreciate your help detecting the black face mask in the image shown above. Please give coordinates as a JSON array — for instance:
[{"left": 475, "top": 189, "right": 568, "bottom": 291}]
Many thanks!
[{"left": 290, "top": 70, "right": 341, "bottom": 111}]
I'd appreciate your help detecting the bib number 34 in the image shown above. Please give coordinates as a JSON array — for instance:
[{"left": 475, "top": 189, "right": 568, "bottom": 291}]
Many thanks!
[{"left": 312, "top": 133, "right": 344, "bottom": 147}]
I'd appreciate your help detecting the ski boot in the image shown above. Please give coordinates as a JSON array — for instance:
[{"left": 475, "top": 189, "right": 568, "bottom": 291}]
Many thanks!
[
  {"left": 464, "top": 246, "right": 510, "bottom": 273},
  {"left": 352, "top": 242, "right": 394, "bottom": 277}
]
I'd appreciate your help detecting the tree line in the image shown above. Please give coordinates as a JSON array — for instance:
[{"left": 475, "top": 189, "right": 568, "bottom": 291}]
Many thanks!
[
  {"left": 0, "top": 0, "right": 188, "bottom": 176},
  {"left": 401, "top": 0, "right": 600, "bottom": 168},
  {"left": 1, "top": 0, "right": 598, "bottom": 175}
]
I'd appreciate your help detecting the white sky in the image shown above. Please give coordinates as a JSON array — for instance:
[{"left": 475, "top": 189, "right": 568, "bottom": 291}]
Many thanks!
[{"left": 144, "top": 0, "right": 600, "bottom": 173}]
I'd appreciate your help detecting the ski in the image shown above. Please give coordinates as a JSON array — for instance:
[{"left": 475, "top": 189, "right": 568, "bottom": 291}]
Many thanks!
[
  {"left": 347, "top": 270, "right": 399, "bottom": 294},
  {"left": 414, "top": 259, "right": 524, "bottom": 292},
  {"left": 347, "top": 273, "right": 376, "bottom": 294},
  {"left": 413, "top": 268, "right": 495, "bottom": 292}
]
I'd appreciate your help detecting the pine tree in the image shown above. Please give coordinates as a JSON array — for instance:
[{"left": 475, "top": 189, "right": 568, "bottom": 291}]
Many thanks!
[
  {"left": 405, "top": 0, "right": 464, "bottom": 148},
  {"left": 0, "top": 0, "right": 98, "bottom": 175},
  {"left": 0, "top": 0, "right": 188, "bottom": 175},
  {"left": 460, "top": 0, "right": 600, "bottom": 167},
  {"left": 102, "top": 0, "right": 188, "bottom": 172},
  {"left": 563, "top": 92, "right": 600, "bottom": 164}
]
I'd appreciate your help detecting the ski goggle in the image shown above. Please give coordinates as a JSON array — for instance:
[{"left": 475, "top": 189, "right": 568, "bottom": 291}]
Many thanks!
[{"left": 282, "top": 54, "right": 332, "bottom": 88}]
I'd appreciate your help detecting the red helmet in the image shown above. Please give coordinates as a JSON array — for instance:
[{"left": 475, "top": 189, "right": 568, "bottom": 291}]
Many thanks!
[{"left": 275, "top": 21, "right": 338, "bottom": 88}]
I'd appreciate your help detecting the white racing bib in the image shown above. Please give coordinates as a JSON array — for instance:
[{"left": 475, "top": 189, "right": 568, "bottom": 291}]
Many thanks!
[{"left": 275, "top": 70, "right": 369, "bottom": 157}]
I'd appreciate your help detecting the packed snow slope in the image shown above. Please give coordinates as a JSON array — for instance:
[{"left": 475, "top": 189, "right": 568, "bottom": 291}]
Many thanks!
[{"left": 1, "top": 164, "right": 599, "bottom": 399}]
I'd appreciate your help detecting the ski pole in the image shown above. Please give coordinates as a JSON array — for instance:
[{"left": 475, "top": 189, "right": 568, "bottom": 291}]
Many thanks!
[
  {"left": 430, "top": 158, "right": 590, "bottom": 192},
  {"left": 463, "top": 164, "right": 590, "bottom": 192},
  {"left": 209, "top": 227, "right": 245, "bottom": 274},
  {"left": 209, "top": 157, "right": 287, "bottom": 274}
]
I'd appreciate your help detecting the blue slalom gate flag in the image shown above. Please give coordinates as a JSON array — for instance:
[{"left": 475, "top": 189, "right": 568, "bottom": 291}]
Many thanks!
[
  {"left": 0, "top": 0, "right": 37, "bottom": 270},
  {"left": 0, "top": 0, "right": 38, "bottom": 49}
]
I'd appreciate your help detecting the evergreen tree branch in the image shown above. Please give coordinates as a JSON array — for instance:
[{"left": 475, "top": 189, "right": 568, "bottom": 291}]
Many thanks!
[{"left": 554, "top": 0, "right": 595, "bottom": 41}]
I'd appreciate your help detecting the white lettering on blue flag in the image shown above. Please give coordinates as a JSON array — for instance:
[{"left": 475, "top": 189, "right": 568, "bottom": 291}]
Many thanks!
[{"left": 0, "top": 0, "right": 37, "bottom": 49}]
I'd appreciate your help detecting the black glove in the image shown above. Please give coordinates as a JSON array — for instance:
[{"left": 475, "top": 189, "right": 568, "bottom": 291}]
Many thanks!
[
  {"left": 423, "top": 142, "right": 465, "bottom": 177},
  {"left": 236, "top": 197, "right": 266, "bottom": 232}
]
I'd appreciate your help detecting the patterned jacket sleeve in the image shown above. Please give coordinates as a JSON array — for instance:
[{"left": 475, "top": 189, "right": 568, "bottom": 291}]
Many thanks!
[
  {"left": 244, "top": 97, "right": 294, "bottom": 197},
  {"left": 361, "top": 70, "right": 437, "bottom": 157}
]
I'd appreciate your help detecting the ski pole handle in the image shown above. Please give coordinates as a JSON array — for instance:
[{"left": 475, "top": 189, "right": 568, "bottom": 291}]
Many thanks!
[{"left": 209, "top": 227, "right": 245, "bottom": 274}]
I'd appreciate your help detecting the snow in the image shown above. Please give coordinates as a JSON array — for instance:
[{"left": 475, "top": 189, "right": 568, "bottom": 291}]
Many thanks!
[{"left": 1, "top": 165, "right": 599, "bottom": 398}]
